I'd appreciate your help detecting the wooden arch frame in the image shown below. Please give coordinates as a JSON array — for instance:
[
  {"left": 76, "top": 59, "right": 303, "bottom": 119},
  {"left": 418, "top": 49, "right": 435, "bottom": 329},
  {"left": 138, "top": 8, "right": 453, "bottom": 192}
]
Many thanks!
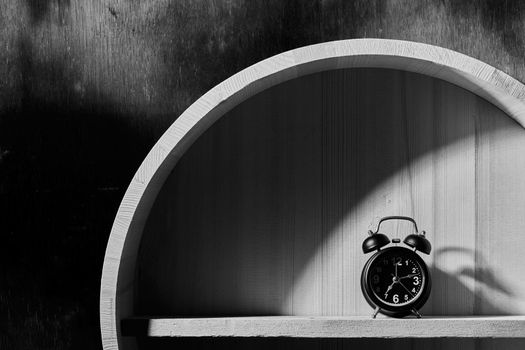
[{"left": 100, "top": 38, "right": 525, "bottom": 349}]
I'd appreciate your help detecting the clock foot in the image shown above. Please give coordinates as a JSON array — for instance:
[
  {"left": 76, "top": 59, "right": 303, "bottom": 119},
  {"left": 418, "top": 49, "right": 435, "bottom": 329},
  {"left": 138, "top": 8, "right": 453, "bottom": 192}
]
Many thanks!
[
  {"left": 411, "top": 308, "right": 422, "bottom": 318},
  {"left": 372, "top": 307, "right": 380, "bottom": 318}
]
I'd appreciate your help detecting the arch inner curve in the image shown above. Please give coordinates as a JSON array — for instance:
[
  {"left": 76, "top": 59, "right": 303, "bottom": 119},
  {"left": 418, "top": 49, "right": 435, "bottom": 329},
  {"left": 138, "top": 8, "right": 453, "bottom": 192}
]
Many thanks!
[{"left": 100, "top": 39, "right": 525, "bottom": 349}]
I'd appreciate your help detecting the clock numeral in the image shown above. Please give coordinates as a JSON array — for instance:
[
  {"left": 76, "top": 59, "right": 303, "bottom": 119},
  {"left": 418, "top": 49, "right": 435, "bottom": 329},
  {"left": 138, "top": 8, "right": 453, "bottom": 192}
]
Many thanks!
[
  {"left": 412, "top": 267, "right": 417, "bottom": 273},
  {"left": 393, "top": 294, "right": 399, "bottom": 303},
  {"left": 413, "top": 276, "right": 420, "bottom": 285},
  {"left": 405, "top": 260, "right": 409, "bottom": 266},
  {"left": 375, "top": 267, "right": 382, "bottom": 273},
  {"left": 373, "top": 275, "right": 379, "bottom": 284},
  {"left": 376, "top": 287, "right": 380, "bottom": 293},
  {"left": 404, "top": 294, "right": 409, "bottom": 301},
  {"left": 392, "top": 257, "right": 402, "bottom": 265},
  {"left": 412, "top": 288, "right": 416, "bottom": 293}
]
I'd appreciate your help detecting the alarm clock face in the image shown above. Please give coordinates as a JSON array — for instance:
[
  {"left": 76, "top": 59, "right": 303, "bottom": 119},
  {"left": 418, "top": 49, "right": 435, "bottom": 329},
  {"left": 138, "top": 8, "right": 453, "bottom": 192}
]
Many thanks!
[{"left": 361, "top": 246, "right": 431, "bottom": 317}]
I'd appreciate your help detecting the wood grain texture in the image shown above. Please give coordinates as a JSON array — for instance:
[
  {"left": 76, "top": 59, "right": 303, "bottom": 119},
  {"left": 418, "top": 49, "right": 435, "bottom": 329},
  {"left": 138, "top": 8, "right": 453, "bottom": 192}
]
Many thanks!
[
  {"left": 137, "top": 68, "right": 525, "bottom": 319},
  {"left": 121, "top": 316, "right": 525, "bottom": 338},
  {"left": 100, "top": 40, "right": 525, "bottom": 350}
]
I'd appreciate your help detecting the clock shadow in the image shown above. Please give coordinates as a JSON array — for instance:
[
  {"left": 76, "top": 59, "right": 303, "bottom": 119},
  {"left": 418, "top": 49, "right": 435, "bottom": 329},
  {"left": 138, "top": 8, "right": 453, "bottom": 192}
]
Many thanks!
[{"left": 422, "top": 247, "right": 515, "bottom": 316}]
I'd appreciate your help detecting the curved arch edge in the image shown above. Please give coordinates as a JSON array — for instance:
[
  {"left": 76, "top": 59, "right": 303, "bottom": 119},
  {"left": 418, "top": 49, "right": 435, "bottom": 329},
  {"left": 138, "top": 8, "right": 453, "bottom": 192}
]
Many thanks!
[{"left": 100, "top": 38, "right": 525, "bottom": 349}]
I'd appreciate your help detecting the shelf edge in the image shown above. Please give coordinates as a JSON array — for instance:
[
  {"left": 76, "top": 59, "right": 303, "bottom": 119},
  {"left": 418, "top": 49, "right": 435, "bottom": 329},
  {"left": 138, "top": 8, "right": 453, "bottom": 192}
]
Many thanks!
[{"left": 121, "top": 316, "right": 525, "bottom": 338}]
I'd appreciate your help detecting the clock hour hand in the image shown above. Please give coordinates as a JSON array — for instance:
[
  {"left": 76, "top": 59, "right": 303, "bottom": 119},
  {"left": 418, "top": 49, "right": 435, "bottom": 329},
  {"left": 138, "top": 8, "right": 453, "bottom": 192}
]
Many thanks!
[
  {"left": 399, "top": 273, "right": 417, "bottom": 280},
  {"left": 384, "top": 281, "right": 395, "bottom": 298}
]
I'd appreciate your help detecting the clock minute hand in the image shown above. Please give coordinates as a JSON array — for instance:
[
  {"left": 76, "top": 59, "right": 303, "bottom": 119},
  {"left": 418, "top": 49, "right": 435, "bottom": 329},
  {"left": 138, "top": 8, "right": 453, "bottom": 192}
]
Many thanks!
[
  {"left": 395, "top": 260, "right": 398, "bottom": 278},
  {"left": 399, "top": 281, "right": 415, "bottom": 298}
]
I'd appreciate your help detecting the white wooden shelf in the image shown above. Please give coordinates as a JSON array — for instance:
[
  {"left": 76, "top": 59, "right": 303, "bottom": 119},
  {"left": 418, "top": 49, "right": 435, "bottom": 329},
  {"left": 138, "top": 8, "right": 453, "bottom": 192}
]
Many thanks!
[{"left": 121, "top": 316, "right": 525, "bottom": 338}]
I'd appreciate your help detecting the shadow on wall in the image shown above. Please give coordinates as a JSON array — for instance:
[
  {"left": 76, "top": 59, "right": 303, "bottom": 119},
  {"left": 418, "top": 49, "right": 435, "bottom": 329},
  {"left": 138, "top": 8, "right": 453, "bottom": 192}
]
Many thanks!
[
  {"left": 136, "top": 68, "right": 525, "bottom": 317},
  {"left": 426, "top": 247, "right": 515, "bottom": 316},
  {"left": 0, "top": 27, "right": 158, "bottom": 350},
  {"left": 25, "top": 0, "right": 71, "bottom": 24}
]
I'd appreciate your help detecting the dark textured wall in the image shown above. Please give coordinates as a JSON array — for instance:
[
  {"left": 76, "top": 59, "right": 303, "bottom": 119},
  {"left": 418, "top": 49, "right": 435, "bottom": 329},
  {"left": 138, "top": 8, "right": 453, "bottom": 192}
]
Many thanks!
[{"left": 1, "top": 0, "right": 525, "bottom": 349}]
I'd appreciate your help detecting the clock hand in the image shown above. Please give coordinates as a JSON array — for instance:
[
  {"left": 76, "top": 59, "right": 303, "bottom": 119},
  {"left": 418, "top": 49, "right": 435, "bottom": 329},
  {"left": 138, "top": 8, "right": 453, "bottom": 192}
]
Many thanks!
[
  {"left": 384, "top": 282, "right": 395, "bottom": 298},
  {"left": 399, "top": 273, "right": 418, "bottom": 280},
  {"left": 399, "top": 281, "right": 415, "bottom": 298},
  {"left": 395, "top": 260, "right": 398, "bottom": 278}
]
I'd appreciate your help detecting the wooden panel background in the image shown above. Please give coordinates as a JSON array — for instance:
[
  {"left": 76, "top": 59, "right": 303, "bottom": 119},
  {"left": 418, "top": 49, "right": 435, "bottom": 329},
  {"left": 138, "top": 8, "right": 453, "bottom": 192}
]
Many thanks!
[
  {"left": 4, "top": 0, "right": 525, "bottom": 349},
  {"left": 137, "top": 68, "right": 525, "bottom": 322}
]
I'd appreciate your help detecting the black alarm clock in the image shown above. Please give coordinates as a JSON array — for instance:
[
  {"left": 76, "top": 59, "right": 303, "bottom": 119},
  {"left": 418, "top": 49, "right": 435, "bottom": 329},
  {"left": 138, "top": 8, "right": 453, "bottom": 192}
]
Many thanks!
[{"left": 361, "top": 216, "right": 431, "bottom": 318}]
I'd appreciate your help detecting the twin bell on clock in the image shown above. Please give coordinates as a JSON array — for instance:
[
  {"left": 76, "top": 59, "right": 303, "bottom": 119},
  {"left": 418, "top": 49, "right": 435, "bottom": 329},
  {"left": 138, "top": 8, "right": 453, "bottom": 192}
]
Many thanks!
[{"left": 361, "top": 216, "right": 431, "bottom": 319}]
